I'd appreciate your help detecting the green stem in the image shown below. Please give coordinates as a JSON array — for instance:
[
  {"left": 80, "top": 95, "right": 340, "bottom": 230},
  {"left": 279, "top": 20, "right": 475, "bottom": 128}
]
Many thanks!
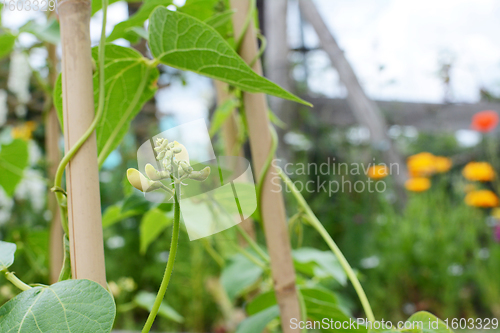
[
  {"left": 201, "top": 239, "right": 225, "bottom": 268},
  {"left": 3, "top": 270, "right": 32, "bottom": 291},
  {"left": 141, "top": 172, "right": 181, "bottom": 333},
  {"left": 235, "top": 224, "right": 269, "bottom": 262},
  {"left": 235, "top": 0, "right": 256, "bottom": 52},
  {"left": 279, "top": 170, "right": 376, "bottom": 323}
]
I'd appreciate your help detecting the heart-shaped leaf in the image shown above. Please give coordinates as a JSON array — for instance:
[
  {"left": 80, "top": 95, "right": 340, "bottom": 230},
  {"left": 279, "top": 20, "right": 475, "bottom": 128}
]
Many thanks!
[
  {"left": 0, "top": 279, "right": 116, "bottom": 332},
  {"left": 148, "top": 7, "right": 311, "bottom": 106}
]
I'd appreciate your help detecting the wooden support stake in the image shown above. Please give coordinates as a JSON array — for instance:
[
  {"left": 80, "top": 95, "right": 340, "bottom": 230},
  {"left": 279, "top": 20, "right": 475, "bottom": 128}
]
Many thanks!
[
  {"left": 299, "top": 0, "right": 408, "bottom": 190},
  {"left": 230, "top": 1, "right": 301, "bottom": 331},
  {"left": 58, "top": 0, "right": 107, "bottom": 287}
]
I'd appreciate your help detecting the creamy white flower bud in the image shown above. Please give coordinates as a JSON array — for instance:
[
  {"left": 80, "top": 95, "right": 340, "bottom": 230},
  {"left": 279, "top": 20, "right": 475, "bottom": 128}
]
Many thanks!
[
  {"left": 127, "top": 168, "right": 161, "bottom": 192},
  {"left": 188, "top": 166, "right": 211, "bottom": 181}
]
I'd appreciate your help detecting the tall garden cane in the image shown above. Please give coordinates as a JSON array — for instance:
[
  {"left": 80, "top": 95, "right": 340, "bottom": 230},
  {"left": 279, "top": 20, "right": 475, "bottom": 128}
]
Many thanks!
[
  {"left": 57, "top": 0, "right": 107, "bottom": 287},
  {"left": 230, "top": 1, "right": 302, "bottom": 331}
]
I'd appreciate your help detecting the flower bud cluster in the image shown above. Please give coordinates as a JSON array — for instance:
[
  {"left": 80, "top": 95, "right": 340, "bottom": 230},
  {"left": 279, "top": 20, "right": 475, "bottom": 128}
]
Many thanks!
[{"left": 127, "top": 138, "right": 211, "bottom": 194}]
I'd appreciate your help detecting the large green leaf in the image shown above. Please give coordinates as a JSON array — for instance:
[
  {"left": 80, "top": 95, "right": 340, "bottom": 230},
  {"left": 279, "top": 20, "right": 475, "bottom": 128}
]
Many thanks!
[
  {"left": 0, "top": 32, "right": 16, "bottom": 59},
  {"left": 0, "top": 241, "right": 16, "bottom": 270},
  {"left": 134, "top": 291, "right": 184, "bottom": 323},
  {"left": 0, "top": 139, "right": 29, "bottom": 197},
  {"left": 148, "top": 8, "right": 311, "bottom": 106},
  {"left": 236, "top": 305, "right": 279, "bottom": 333},
  {"left": 140, "top": 208, "right": 173, "bottom": 254},
  {"left": 106, "top": 0, "right": 173, "bottom": 42},
  {"left": 221, "top": 253, "right": 263, "bottom": 301},
  {"left": 54, "top": 44, "right": 158, "bottom": 165},
  {"left": 0, "top": 279, "right": 116, "bottom": 332}
]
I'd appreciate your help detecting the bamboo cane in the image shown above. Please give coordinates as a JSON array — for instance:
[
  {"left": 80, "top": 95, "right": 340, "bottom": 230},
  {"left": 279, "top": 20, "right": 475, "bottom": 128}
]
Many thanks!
[
  {"left": 230, "top": 1, "right": 301, "bottom": 331},
  {"left": 58, "top": 0, "right": 107, "bottom": 287},
  {"left": 214, "top": 81, "right": 256, "bottom": 242}
]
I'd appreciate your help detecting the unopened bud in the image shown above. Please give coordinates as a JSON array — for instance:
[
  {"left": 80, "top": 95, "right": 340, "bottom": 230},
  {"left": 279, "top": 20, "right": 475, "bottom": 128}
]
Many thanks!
[
  {"left": 145, "top": 163, "right": 170, "bottom": 181},
  {"left": 188, "top": 166, "right": 211, "bottom": 181},
  {"left": 156, "top": 150, "right": 166, "bottom": 160},
  {"left": 179, "top": 161, "right": 193, "bottom": 173}
]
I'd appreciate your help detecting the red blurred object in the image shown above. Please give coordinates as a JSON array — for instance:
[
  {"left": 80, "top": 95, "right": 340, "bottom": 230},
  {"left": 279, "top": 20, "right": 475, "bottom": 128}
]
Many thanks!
[{"left": 471, "top": 110, "right": 499, "bottom": 132}]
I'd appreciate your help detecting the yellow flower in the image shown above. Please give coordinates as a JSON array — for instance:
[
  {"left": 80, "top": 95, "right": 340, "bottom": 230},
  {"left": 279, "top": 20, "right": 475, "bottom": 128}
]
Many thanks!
[
  {"left": 407, "top": 152, "right": 436, "bottom": 176},
  {"left": 11, "top": 121, "right": 36, "bottom": 141},
  {"left": 465, "top": 190, "right": 499, "bottom": 208},
  {"left": 462, "top": 162, "right": 495, "bottom": 182},
  {"left": 405, "top": 177, "right": 431, "bottom": 192},
  {"left": 367, "top": 165, "right": 388, "bottom": 179},
  {"left": 434, "top": 156, "right": 452, "bottom": 173}
]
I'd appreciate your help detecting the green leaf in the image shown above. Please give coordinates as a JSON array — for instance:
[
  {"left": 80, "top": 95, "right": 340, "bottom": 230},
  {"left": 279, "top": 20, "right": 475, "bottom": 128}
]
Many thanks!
[
  {"left": 0, "top": 241, "right": 16, "bottom": 270},
  {"left": 221, "top": 253, "right": 263, "bottom": 301},
  {"left": 209, "top": 97, "right": 239, "bottom": 137},
  {"left": 246, "top": 290, "right": 276, "bottom": 315},
  {"left": 134, "top": 291, "right": 184, "bottom": 323},
  {"left": 54, "top": 44, "right": 159, "bottom": 165},
  {"left": 236, "top": 305, "right": 279, "bottom": 333},
  {"left": 0, "top": 139, "right": 29, "bottom": 197},
  {"left": 106, "top": 0, "right": 173, "bottom": 42},
  {"left": 406, "top": 311, "right": 453, "bottom": 333},
  {"left": 293, "top": 248, "right": 347, "bottom": 285},
  {"left": 148, "top": 8, "right": 311, "bottom": 106},
  {"left": 102, "top": 204, "right": 142, "bottom": 228},
  {"left": 0, "top": 32, "right": 16, "bottom": 60},
  {"left": 140, "top": 208, "right": 173, "bottom": 254},
  {"left": 0, "top": 279, "right": 116, "bottom": 332}
]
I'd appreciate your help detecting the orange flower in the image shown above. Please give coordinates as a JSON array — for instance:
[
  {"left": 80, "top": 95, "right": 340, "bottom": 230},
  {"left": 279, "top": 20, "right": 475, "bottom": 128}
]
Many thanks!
[
  {"left": 465, "top": 190, "right": 499, "bottom": 208},
  {"left": 405, "top": 177, "right": 431, "bottom": 192},
  {"left": 407, "top": 152, "right": 436, "bottom": 176},
  {"left": 471, "top": 110, "right": 499, "bottom": 132},
  {"left": 462, "top": 162, "right": 495, "bottom": 182},
  {"left": 367, "top": 165, "right": 388, "bottom": 179}
]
